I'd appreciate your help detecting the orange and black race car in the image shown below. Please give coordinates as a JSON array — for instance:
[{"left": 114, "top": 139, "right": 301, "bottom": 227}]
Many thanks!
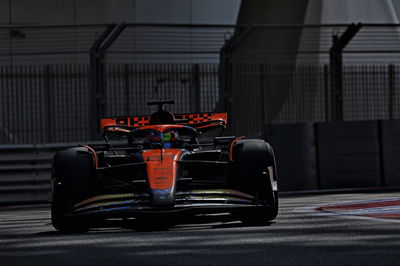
[{"left": 51, "top": 101, "right": 278, "bottom": 232}]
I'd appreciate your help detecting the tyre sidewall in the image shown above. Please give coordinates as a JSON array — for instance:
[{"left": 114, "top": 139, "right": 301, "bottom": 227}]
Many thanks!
[{"left": 51, "top": 147, "right": 95, "bottom": 231}]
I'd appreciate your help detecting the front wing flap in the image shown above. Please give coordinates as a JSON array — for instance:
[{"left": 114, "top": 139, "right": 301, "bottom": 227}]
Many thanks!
[{"left": 70, "top": 189, "right": 263, "bottom": 217}]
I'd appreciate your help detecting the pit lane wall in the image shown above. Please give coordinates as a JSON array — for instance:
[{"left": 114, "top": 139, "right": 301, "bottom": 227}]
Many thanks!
[
  {"left": 1, "top": 120, "right": 400, "bottom": 204},
  {"left": 265, "top": 120, "right": 400, "bottom": 191}
]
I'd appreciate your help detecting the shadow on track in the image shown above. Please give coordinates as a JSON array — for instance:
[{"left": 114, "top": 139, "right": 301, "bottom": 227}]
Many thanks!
[{"left": 35, "top": 213, "right": 274, "bottom": 235}]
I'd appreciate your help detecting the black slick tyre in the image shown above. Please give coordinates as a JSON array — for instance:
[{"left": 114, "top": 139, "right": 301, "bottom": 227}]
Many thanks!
[
  {"left": 51, "top": 147, "right": 95, "bottom": 233},
  {"left": 230, "top": 139, "right": 278, "bottom": 225}
]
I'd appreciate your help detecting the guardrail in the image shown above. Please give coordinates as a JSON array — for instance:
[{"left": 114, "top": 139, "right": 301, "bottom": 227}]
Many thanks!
[{"left": 0, "top": 142, "right": 95, "bottom": 204}]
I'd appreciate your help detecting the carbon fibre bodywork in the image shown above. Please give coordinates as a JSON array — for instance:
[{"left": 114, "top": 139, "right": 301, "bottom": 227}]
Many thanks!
[
  {"left": 51, "top": 101, "right": 278, "bottom": 230},
  {"left": 63, "top": 145, "right": 274, "bottom": 219}
]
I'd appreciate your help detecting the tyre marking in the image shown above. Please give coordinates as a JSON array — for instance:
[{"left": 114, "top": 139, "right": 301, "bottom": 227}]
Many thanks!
[{"left": 267, "top": 166, "right": 278, "bottom": 191}]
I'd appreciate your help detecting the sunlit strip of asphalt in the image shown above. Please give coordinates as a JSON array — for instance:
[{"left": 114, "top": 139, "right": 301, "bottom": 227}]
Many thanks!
[
  {"left": 319, "top": 205, "right": 400, "bottom": 216},
  {"left": 294, "top": 198, "right": 400, "bottom": 224},
  {"left": 317, "top": 198, "right": 400, "bottom": 211}
]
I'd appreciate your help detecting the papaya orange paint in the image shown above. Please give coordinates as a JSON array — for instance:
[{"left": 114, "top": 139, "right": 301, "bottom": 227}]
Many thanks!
[
  {"left": 141, "top": 149, "right": 183, "bottom": 190},
  {"left": 229, "top": 136, "right": 245, "bottom": 161}
]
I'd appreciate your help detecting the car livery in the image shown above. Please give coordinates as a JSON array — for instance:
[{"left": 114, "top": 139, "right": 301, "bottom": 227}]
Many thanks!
[{"left": 51, "top": 100, "right": 278, "bottom": 232}]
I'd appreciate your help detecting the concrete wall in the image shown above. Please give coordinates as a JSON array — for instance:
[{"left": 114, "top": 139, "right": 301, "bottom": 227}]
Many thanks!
[
  {"left": 316, "top": 121, "right": 382, "bottom": 189},
  {"left": 2, "top": 0, "right": 136, "bottom": 24},
  {"left": 0, "top": 0, "right": 240, "bottom": 25},
  {"left": 265, "top": 123, "right": 317, "bottom": 191},
  {"left": 266, "top": 120, "right": 400, "bottom": 191},
  {"left": 381, "top": 120, "right": 400, "bottom": 186}
]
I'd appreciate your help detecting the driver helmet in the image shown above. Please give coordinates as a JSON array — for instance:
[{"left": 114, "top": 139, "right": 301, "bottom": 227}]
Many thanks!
[
  {"left": 146, "top": 131, "right": 162, "bottom": 148},
  {"left": 163, "top": 131, "right": 178, "bottom": 148},
  {"left": 149, "top": 131, "right": 162, "bottom": 141}
]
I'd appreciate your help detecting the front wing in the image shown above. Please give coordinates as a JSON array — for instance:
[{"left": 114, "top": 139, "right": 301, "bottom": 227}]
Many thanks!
[{"left": 66, "top": 189, "right": 267, "bottom": 218}]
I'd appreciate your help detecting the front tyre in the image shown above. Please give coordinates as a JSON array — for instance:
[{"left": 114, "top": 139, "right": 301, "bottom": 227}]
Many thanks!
[
  {"left": 230, "top": 139, "right": 278, "bottom": 225},
  {"left": 51, "top": 147, "right": 95, "bottom": 233}
]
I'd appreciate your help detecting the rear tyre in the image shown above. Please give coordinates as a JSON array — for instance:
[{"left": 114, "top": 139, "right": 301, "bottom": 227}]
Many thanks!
[
  {"left": 51, "top": 147, "right": 95, "bottom": 233},
  {"left": 230, "top": 139, "right": 278, "bottom": 225}
]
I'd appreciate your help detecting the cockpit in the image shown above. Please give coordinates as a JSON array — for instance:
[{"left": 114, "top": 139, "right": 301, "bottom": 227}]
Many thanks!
[{"left": 103, "top": 125, "right": 198, "bottom": 150}]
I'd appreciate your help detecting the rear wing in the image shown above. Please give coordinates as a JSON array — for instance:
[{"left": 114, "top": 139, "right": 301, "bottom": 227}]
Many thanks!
[{"left": 101, "top": 112, "right": 227, "bottom": 132}]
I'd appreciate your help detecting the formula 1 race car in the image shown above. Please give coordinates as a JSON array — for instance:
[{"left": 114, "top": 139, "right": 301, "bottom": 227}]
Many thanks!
[{"left": 51, "top": 101, "right": 278, "bottom": 232}]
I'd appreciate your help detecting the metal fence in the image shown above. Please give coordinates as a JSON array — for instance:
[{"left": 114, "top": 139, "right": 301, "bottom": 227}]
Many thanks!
[
  {"left": 105, "top": 64, "right": 219, "bottom": 116},
  {"left": 0, "top": 64, "right": 91, "bottom": 143},
  {"left": 1, "top": 23, "right": 400, "bottom": 142},
  {"left": 0, "top": 63, "right": 219, "bottom": 144},
  {"left": 229, "top": 64, "right": 400, "bottom": 137},
  {"left": 0, "top": 24, "right": 230, "bottom": 144},
  {"left": 222, "top": 24, "right": 400, "bottom": 137}
]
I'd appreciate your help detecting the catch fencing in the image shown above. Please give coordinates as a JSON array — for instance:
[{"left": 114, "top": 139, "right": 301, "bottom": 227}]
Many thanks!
[
  {"left": 229, "top": 64, "right": 400, "bottom": 137},
  {"left": 3, "top": 23, "right": 400, "bottom": 201},
  {"left": 1, "top": 24, "right": 400, "bottom": 142},
  {"left": 0, "top": 63, "right": 219, "bottom": 144},
  {"left": 0, "top": 24, "right": 229, "bottom": 144},
  {"left": 222, "top": 24, "right": 400, "bottom": 136}
]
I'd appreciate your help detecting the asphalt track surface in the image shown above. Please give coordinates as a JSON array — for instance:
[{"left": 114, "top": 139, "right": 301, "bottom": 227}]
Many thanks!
[{"left": 1, "top": 191, "right": 400, "bottom": 266}]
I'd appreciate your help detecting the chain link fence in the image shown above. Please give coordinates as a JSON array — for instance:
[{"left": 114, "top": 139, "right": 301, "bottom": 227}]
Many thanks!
[
  {"left": 224, "top": 24, "right": 400, "bottom": 137},
  {"left": 0, "top": 24, "right": 231, "bottom": 144},
  {"left": 1, "top": 23, "right": 400, "bottom": 142}
]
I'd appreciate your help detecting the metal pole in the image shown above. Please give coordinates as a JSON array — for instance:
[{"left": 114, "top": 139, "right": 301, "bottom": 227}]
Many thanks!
[
  {"left": 388, "top": 64, "right": 395, "bottom": 120},
  {"left": 329, "top": 23, "right": 362, "bottom": 121},
  {"left": 259, "top": 64, "right": 265, "bottom": 128},
  {"left": 191, "top": 64, "right": 200, "bottom": 113},
  {"left": 329, "top": 34, "right": 342, "bottom": 121},
  {"left": 323, "top": 65, "right": 330, "bottom": 121},
  {"left": 124, "top": 64, "right": 130, "bottom": 115},
  {"left": 44, "top": 65, "right": 52, "bottom": 142},
  {"left": 89, "top": 24, "right": 115, "bottom": 139},
  {"left": 98, "top": 22, "right": 127, "bottom": 119},
  {"left": 218, "top": 26, "right": 255, "bottom": 134}
]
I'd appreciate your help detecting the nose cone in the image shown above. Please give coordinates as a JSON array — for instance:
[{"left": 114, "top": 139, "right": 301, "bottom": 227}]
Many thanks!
[
  {"left": 142, "top": 149, "right": 184, "bottom": 206},
  {"left": 151, "top": 188, "right": 175, "bottom": 205}
]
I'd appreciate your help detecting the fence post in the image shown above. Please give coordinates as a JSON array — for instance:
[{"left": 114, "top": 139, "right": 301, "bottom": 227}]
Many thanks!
[
  {"left": 124, "top": 64, "right": 130, "bottom": 115},
  {"left": 90, "top": 23, "right": 126, "bottom": 139},
  {"left": 219, "top": 38, "right": 233, "bottom": 115},
  {"left": 97, "top": 22, "right": 127, "bottom": 118},
  {"left": 259, "top": 64, "right": 265, "bottom": 128},
  {"left": 90, "top": 24, "right": 116, "bottom": 140},
  {"left": 44, "top": 65, "right": 52, "bottom": 143},
  {"left": 191, "top": 64, "right": 201, "bottom": 113},
  {"left": 329, "top": 23, "right": 362, "bottom": 121},
  {"left": 219, "top": 26, "right": 255, "bottom": 133},
  {"left": 388, "top": 64, "right": 395, "bottom": 120},
  {"left": 323, "top": 65, "right": 330, "bottom": 121},
  {"left": 330, "top": 34, "right": 341, "bottom": 121}
]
